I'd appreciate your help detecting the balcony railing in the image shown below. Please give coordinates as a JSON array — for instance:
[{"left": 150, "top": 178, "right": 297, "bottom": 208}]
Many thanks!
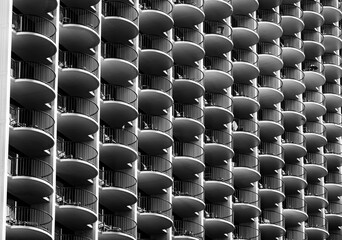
[
  {"left": 139, "top": 0, "right": 173, "bottom": 15},
  {"left": 173, "top": 0, "right": 203, "bottom": 8},
  {"left": 101, "top": 42, "right": 138, "bottom": 64},
  {"left": 55, "top": 234, "right": 91, "bottom": 240},
  {"left": 99, "top": 170, "right": 136, "bottom": 194},
  {"left": 285, "top": 228, "right": 308, "bottom": 240},
  {"left": 234, "top": 224, "right": 259, "bottom": 240},
  {"left": 205, "top": 203, "right": 233, "bottom": 222},
  {"left": 204, "top": 56, "right": 232, "bottom": 74},
  {"left": 259, "top": 142, "right": 284, "bottom": 159},
  {"left": 100, "top": 126, "right": 138, "bottom": 148},
  {"left": 325, "top": 142, "right": 342, "bottom": 154},
  {"left": 323, "top": 53, "right": 342, "bottom": 66},
  {"left": 280, "top": 4, "right": 304, "bottom": 19},
  {"left": 323, "top": 82, "right": 342, "bottom": 95},
  {"left": 257, "top": 75, "right": 282, "bottom": 91},
  {"left": 58, "top": 95, "right": 98, "bottom": 120},
  {"left": 260, "top": 175, "right": 284, "bottom": 193},
  {"left": 139, "top": 74, "right": 172, "bottom": 95},
  {"left": 139, "top": 155, "right": 172, "bottom": 177},
  {"left": 284, "top": 194, "right": 307, "bottom": 212},
  {"left": 326, "top": 201, "right": 342, "bottom": 214},
  {"left": 233, "top": 153, "right": 259, "bottom": 172},
  {"left": 59, "top": 51, "right": 99, "bottom": 76},
  {"left": 9, "top": 106, "right": 54, "bottom": 136},
  {"left": 138, "top": 114, "right": 172, "bottom": 136},
  {"left": 281, "top": 35, "right": 304, "bottom": 50},
  {"left": 283, "top": 163, "right": 307, "bottom": 180},
  {"left": 257, "top": 9, "right": 281, "bottom": 24},
  {"left": 281, "top": 99, "right": 305, "bottom": 115},
  {"left": 305, "top": 152, "right": 327, "bottom": 168},
  {"left": 281, "top": 67, "right": 305, "bottom": 81},
  {"left": 140, "top": 34, "right": 173, "bottom": 55},
  {"left": 302, "top": 0, "right": 323, "bottom": 13},
  {"left": 101, "top": 84, "right": 137, "bottom": 107},
  {"left": 173, "top": 219, "right": 204, "bottom": 239},
  {"left": 99, "top": 214, "right": 136, "bottom": 238},
  {"left": 173, "top": 180, "right": 204, "bottom": 201},
  {"left": 57, "top": 140, "right": 97, "bottom": 166},
  {"left": 234, "top": 188, "right": 260, "bottom": 208},
  {"left": 303, "top": 91, "right": 326, "bottom": 106},
  {"left": 302, "top": 29, "right": 324, "bottom": 43},
  {"left": 233, "top": 118, "right": 260, "bottom": 136},
  {"left": 174, "top": 141, "right": 204, "bottom": 162},
  {"left": 205, "top": 92, "right": 232, "bottom": 109},
  {"left": 205, "top": 166, "right": 233, "bottom": 185},
  {"left": 11, "top": 59, "right": 55, "bottom": 88},
  {"left": 324, "top": 112, "right": 342, "bottom": 125},
  {"left": 304, "top": 121, "right": 326, "bottom": 138},
  {"left": 102, "top": 1, "right": 138, "bottom": 24},
  {"left": 260, "top": 209, "right": 284, "bottom": 228},
  {"left": 232, "top": 83, "right": 259, "bottom": 100},
  {"left": 258, "top": 42, "right": 282, "bottom": 57},
  {"left": 204, "top": 129, "right": 233, "bottom": 145},
  {"left": 325, "top": 172, "right": 342, "bottom": 184},
  {"left": 8, "top": 156, "right": 53, "bottom": 184},
  {"left": 174, "top": 27, "right": 204, "bottom": 45},
  {"left": 56, "top": 187, "right": 97, "bottom": 211},
  {"left": 204, "top": 20, "right": 232, "bottom": 37},
  {"left": 6, "top": 205, "right": 52, "bottom": 232},
  {"left": 305, "top": 183, "right": 327, "bottom": 199},
  {"left": 231, "top": 15, "right": 258, "bottom": 32},
  {"left": 138, "top": 196, "right": 172, "bottom": 218},
  {"left": 232, "top": 49, "right": 259, "bottom": 66},
  {"left": 321, "top": 0, "right": 339, "bottom": 7},
  {"left": 174, "top": 103, "right": 204, "bottom": 123},
  {"left": 174, "top": 65, "right": 204, "bottom": 84},
  {"left": 302, "top": 60, "right": 325, "bottom": 73},
  {"left": 12, "top": 12, "right": 56, "bottom": 40},
  {"left": 60, "top": 6, "right": 99, "bottom": 31},
  {"left": 258, "top": 108, "right": 283, "bottom": 125},
  {"left": 306, "top": 215, "right": 328, "bottom": 231},
  {"left": 322, "top": 24, "right": 342, "bottom": 37}
]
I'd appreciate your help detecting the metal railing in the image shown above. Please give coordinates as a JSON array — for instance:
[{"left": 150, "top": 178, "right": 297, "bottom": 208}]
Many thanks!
[
  {"left": 257, "top": 75, "right": 282, "bottom": 91},
  {"left": 260, "top": 209, "right": 284, "bottom": 228},
  {"left": 101, "top": 42, "right": 138, "bottom": 64},
  {"left": 138, "top": 196, "right": 172, "bottom": 218},
  {"left": 8, "top": 156, "right": 53, "bottom": 184},
  {"left": 258, "top": 108, "right": 283, "bottom": 124},
  {"left": 6, "top": 205, "right": 52, "bottom": 232},
  {"left": 57, "top": 140, "right": 97, "bottom": 165},
  {"left": 139, "top": 0, "right": 173, "bottom": 15},
  {"left": 258, "top": 42, "right": 282, "bottom": 57},
  {"left": 99, "top": 170, "right": 136, "bottom": 194},
  {"left": 302, "top": 29, "right": 324, "bottom": 43},
  {"left": 174, "top": 103, "right": 204, "bottom": 122},
  {"left": 100, "top": 126, "right": 138, "bottom": 148},
  {"left": 174, "top": 141, "right": 204, "bottom": 162},
  {"left": 58, "top": 95, "right": 98, "bottom": 120},
  {"left": 232, "top": 83, "right": 259, "bottom": 100},
  {"left": 174, "top": 27, "right": 204, "bottom": 45},
  {"left": 321, "top": 0, "right": 339, "bottom": 7},
  {"left": 234, "top": 188, "right": 260, "bottom": 208},
  {"left": 204, "top": 129, "right": 233, "bottom": 145},
  {"left": 11, "top": 59, "right": 55, "bottom": 88},
  {"left": 101, "top": 84, "right": 137, "bottom": 107},
  {"left": 138, "top": 114, "right": 173, "bottom": 136},
  {"left": 173, "top": 180, "right": 204, "bottom": 200},
  {"left": 205, "top": 92, "right": 232, "bottom": 109},
  {"left": 281, "top": 35, "right": 304, "bottom": 50},
  {"left": 323, "top": 53, "right": 342, "bottom": 66},
  {"left": 205, "top": 166, "right": 233, "bottom": 185},
  {"left": 306, "top": 215, "right": 328, "bottom": 231},
  {"left": 60, "top": 6, "right": 99, "bottom": 31},
  {"left": 283, "top": 163, "right": 307, "bottom": 180},
  {"left": 139, "top": 74, "right": 172, "bottom": 95},
  {"left": 326, "top": 201, "right": 342, "bottom": 214},
  {"left": 323, "top": 82, "right": 342, "bottom": 95},
  {"left": 259, "top": 142, "right": 284, "bottom": 159},
  {"left": 56, "top": 187, "right": 97, "bottom": 211},
  {"left": 304, "top": 121, "right": 326, "bottom": 136},
  {"left": 260, "top": 175, "right": 284, "bottom": 193},
  {"left": 204, "top": 20, "right": 232, "bottom": 37},
  {"left": 59, "top": 51, "right": 99, "bottom": 76},
  {"left": 326, "top": 172, "right": 342, "bottom": 184},
  {"left": 302, "top": 60, "right": 325, "bottom": 73},
  {"left": 12, "top": 12, "right": 56, "bottom": 40},
  {"left": 174, "top": 65, "right": 204, "bottom": 84},
  {"left": 232, "top": 49, "right": 259, "bottom": 66},
  {"left": 325, "top": 142, "right": 342, "bottom": 154},
  {"left": 204, "top": 56, "right": 232, "bottom": 73},
  {"left": 231, "top": 14, "right": 258, "bottom": 31},
  {"left": 285, "top": 228, "right": 308, "bottom": 240},
  {"left": 281, "top": 99, "right": 305, "bottom": 114},
  {"left": 322, "top": 24, "right": 342, "bottom": 37},
  {"left": 102, "top": 1, "right": 138, "bottom": 23},
  {"left": 280, "top": 4, "right": 304, "bottom": 18},
  {"left": 140, "top": 34, "right": 173, "bottom": 54},
  {"left": 233, "top": 153, "right": 259, "bottom": 172},
  {"left": 257, "top": 9, "right": 281, "bottom": 24},
  {"left": 139, "top": 155, "right": 172, "bottom": 177},
  {"left": 324, "top": 112, "right": 342, "bottom": 125},
  {"left": 173, "top": 219, "right": 204, "bottom": 239},
  {"left": 305, "top": 152, "right": 327, "bottom": 168},
  {"left": 99, "top": 214, "right": 136, "bottom": 238},
  {"left": 305, "top": 183, "right": 327, "bottom": 199},
  {"left": 281, "top": 66, "right": 305, "bottom": 81},
  {"left": 55, "top": 234, "right": 92, "bottom": 240},
  {"left": 233, "top": 224, "right": 259, "bottom": 240},
  {"left": 205, "top": 203, "right": 233, "bottom": 222},
  {"left": 233, "top": 118, "right": 260, "bottom": 136},
  {"left": 284, "top": 194, "right": 307, "bottom": 212},
  {"left": 302, "top": 0, "right": 323, "bottom": 13},
  {"left": 9, "top": 106, "right": 54, "bottom": 136},
  {"left": 303, "top": 91, "right": 326, "bottom": 105}
]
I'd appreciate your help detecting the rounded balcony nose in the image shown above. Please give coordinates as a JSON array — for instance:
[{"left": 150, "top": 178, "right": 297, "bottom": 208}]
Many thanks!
[
  {"left": 99, "top": 215, "right": 136, "bottom": 240},
  {"left": 14, "top": 0, "right": 58, "bottom": 16},
  {"left": 172, "top": 1, "right": 205, "bottom": 27},
  {"left": 204, "top": 0, "right": 233, "bottom": 20},
  {"left": 231, "top": 15, "right": 259, "bottom": 48},
  {"left": 280, "top": 4, "right": 305, "bottom": 35}
]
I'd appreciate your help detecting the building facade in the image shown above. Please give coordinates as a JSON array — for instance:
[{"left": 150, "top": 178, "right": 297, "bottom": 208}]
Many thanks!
[{"left": 0, "top": 0, "right": 342, "bottom": 239}]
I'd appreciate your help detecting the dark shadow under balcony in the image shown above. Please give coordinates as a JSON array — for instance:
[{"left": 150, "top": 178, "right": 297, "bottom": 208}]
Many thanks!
[
  {"left": 259, "top": 209, "right": 285, "bottom": 239},
  {"left": 232, "top": 118, "right": 260, "bottom": 152},
  {"left": 203, "top": 20, "right": 233, "bottom": 55},
  {"left": 280, "top": 4, "right": 304, "bottom": 35},
  {"left": 281, "top": 35, "right": 305, "bottom": 65},
  {"left": 232, "top": 49, "right": 259, "bottom": 82},
  {"left": 204, "top": 0, "right": 233, "bottom": 20},
  {"left": 259, "top": 175, "right": 285, "bottom": 205},
  {"left": 259, "top": 142, "right": 285, "bottom": 171},
  {"left": 257, "top": 75, "right": 284, "bottom": 108},
  {"left": 204, "top": 92, "right": 233, "bottom": 128},
  {"left": 204, "top": 166, "right": 234, "bottom": 201},
  {"left": 257, "top": 9, "right": 283, "bottom": 41},
  {"left": 231, "top": 14, "right": 259, "bottom": 48},
  {"left": 14, "top": 0, "right": 58, "bottom": 17},
  {"left": 283, "top": 163, "right": 308, "bottom": 190},
  {"left": 61, "top": 0, "right": 99, "bottom": 9},
  {"left": 233, "top": 188, "right": 261, "bottom": 222},
  {"left": 281, "top": 67, "right": 306, "bottom": 98},
  {"left": 173, "top": 219, "right": 204, "bottom": 240},
  {"left": 204, "top": 203, "right": 234, "bottom": 238},
  {"left": 283, "top": 194, "right": 308, "bottom": 225},
  {"left": 322, "top": 24, "right": 342, "bottom": 52},
  {"left": 233, "top": 153, "right": 260, "bottom": 187},
  {"left": 172, "top": 0, "right": 205, "bottom": 27},
  {"left": 99, "top": 214, "right": 136, "bottom": 240}
]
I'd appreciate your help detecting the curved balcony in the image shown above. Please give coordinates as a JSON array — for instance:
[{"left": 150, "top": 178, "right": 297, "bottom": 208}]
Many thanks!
[
  {"left": 258, "top": 108, "right": 284, "bottom": 141},
  {"left": 321, "top": 0, "right": 342, "bottom": 23},
  {"left": 12, "top": 13, "right": 56, "bottom": 62},
  {"left": 9, "top": 107, "right": 54, "bottom": 156},
  {"left": 173, "top": 103, "right": 204, "bottom": 141},
  {"left": 233, "top": 188, "right": 261, "bottom": 222},
  {"left": 10, "top": 59, "right": 55, "bottom": 110},
  {"left": 138, "top": 114, "right": 173, "bottom": 155},
  {"left": 257, "top": 9, "right": 283, "bottom": 41},
  {"left": 302, "top": 60, "right": 326, "bottom": 90},
  {"left": 204, "top": 129, "right": 234, "bottom": 165},
  {"left": 57, "top": 95, "right": 98, "bottom": 141},
  {"left": 99, "top": 170, "right": 137, "bottom": 211},
  {"left": 324, "top": 112, "right": 342, "bottom": 140},
  {"left": 304, "top": 152, "right": 327, "bottom": 180},
  {"left": 303, "top": 90, "right": 326, "bottom": 121},
  {"left": 173, "top": 180, "right": 205, "bottom": 217},
  {"left": 323, "top": 53, "right": 342, "bottom": 79},
  {"left": 56, "top": 187, "right": 97, "bottom": 229},
  {"left": 281, "top": 35, "right": 305, "bottom": 65},
  {"left": 13, "top": 0, "right": 58, "bottom": 16},
  {"left": 101, "top": 84, "right": 138, "bottom": 128},
  {"left": 233, "top": 153, "right": 260, "bottom": 187},
  {"left": 232, "top": 118, "right": 260, "bottom": 151},
  {"left": 60, "top": 0, "right": 99, "bottom": 8},
  {"left": 204, "top": 0, "right": 233, "bottom": 20},
  {"left": 173, "top": 65, "right": 204, "bottom": 102},
  {"left": 280, "top": 4, "right": 304, "bottom": 35},
  {"left": 100, "top": 126, "right": 138, "bottom": 169},
  {"left": 101, "top": 42, "right": 138, "bottom": 86},
  {"left": 173, "top": 219, "right": 204, "bottom": 240},
  {"left": 304, "top": 121, "right": 327, "bottom": 150},
  {"left": 99, "top": 215, "right": 136, "bottom": 240},
  {"left": 204, "top": 203, "right": 234, "bottom": 238},
  {"left": 173, "top": 141, "right": 205, "bottom": 178},
  {"left": 305, "top": 183, "right": 328, "bottom": 209},
  {"left": 325, "top": 142, "right": 342, "bottom": 169},
  {"left": 233, "top": 224, "right": 259, "bottom": 240},
  {"left": 139, "top": 0, "right": 174, "bottom": 34},
  {"left": 282, "top": 99, "right": 306, "bottom": 129},
  {"left": 325, "top": 172, "right": 342, "bottom": 198},
  {"left": 173, "top": 27, "right": 205, "bottom": 65},
  {"left": 283, "top": 131, "right": 307, "bottom": 159},
  {"left": 232, "top": 0, "right": 258, "bottom": 14},
  {"left": 7, "top": 156, "right": 53, "bottom": 203},
  {"left": 259, "top": 142, "right": 285, "bottom": 171},
  {"left": 6, "top": 206, "right": 52, "bottom": 240},
  {"left": 283, "top": 194, "right": 308, "bottom": 225},
  {"left": 259, "top": 175, "right": 285, "bottom": 205},
  {"left": 204, "top": 166, "right": 234, "bottom": 201},
  {"left": 302, "top": 30, "right": 325, "bottom": 58},
  {"left": 306, "top": 215, "right": 329, "bottom": 239},
  {"left": 258, "top": 42, "right": 283, "bottom": 74},
  {"left": 259, "top": 0, "right": 282, "bottom": 8},
  {"left": 138, "top": 155, "right": 173, "bottom": 194},
  {"left": 56, "top": 140, "right": 98, "bottom": 184},
  {"left": 232, "top": 83, "right": 260, "bottom": 117},
  {"left": 257, "top": 75, "right": 283, "bottom": 107},
  {"left": 59, "top": 7, "right": 100, "bottom": 51},
  {"left": 281, "top": 67, "right": 305, "bottom": 98},
  {"left": 58, "top": 51, "right": 99, "bottom": 96},
  {"left": 259, "top": 209, "right": 285, "bottom": 238},
  {"left": 139, "top": 34, "right": 173, "bottom": 75},
  {"left": 231, "top": 14, "right": 259, "bottom": 48},
  {"left": 204, "top": 91, "right": 233, "bottom": 128},
  {"left": 232, "top": 49, "right": 259, "bottom": 82},
  {"left": 172, "top": 0, "right": 205, "bottom": 27},
  {"left": 302, "top": 0, "right": 324, "bottom": 28},
  {"left": 204, "top": 20, "right": 233, "bottom": 55},
  {"left": 322, "top": 24, "right": 342, "bottom": 52},
  {"left": 139, "top": 74, "right": 173, "bottom": 115},
  {"left": 285, "top": 228, "right": 308, "bottom": 240},
  {"left": 137, "top": 196, "right": 173, "bottom": 234},
  {"left": 283, "top": 163, "right": 307, "bottom": 190},
  {"left": 326, "top": 201, "right": 342, "bottom": 229},
  {"left": 203, "top": 56, "right": 233, "bottom": 92},
  {"left": 102, "top": 1, "right": 138, "bottom": 43},
  {"left": 323, "top": 83, "right": 342, "bottom": 112}
]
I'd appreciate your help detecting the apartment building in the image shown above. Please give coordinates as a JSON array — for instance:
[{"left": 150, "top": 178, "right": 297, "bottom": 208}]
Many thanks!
[{"left": 0, "top": 0, "right": 342, "bottom": 239}]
